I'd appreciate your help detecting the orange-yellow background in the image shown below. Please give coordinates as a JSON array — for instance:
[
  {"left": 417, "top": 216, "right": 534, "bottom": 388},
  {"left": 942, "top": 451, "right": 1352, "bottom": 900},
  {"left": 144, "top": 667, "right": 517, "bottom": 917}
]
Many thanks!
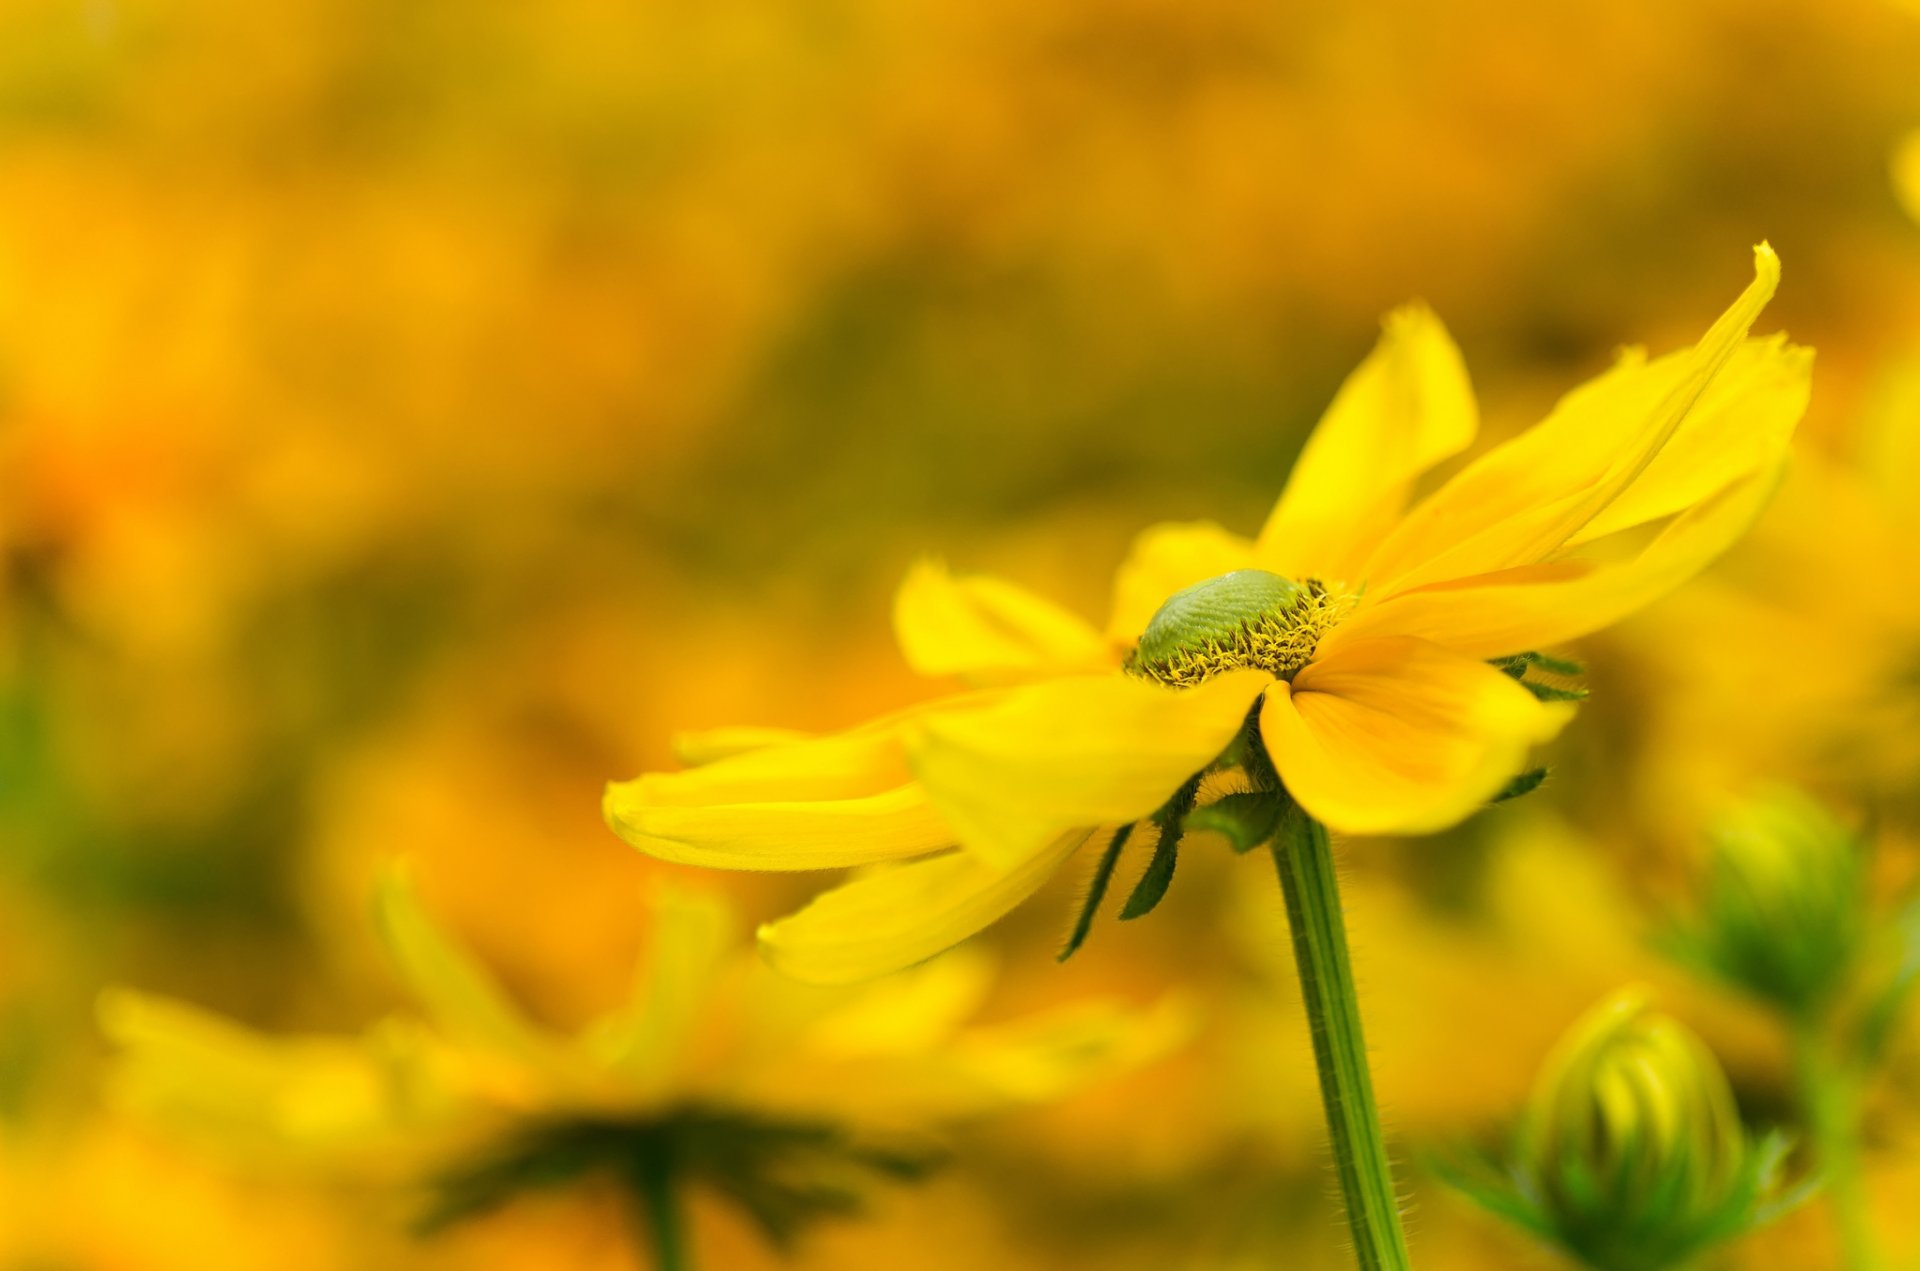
[{"left": 4, "top": 0, "right": 1920, "bottom": 1266}]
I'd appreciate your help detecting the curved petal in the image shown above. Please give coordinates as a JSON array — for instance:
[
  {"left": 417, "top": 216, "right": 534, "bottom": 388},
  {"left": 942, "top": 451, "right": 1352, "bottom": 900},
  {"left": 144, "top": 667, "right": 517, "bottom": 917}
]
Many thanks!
[
  {"left": 1261, "top": 637, "right": 1570, "bottom": 836},
  {"left": 1361, "top": 245, "right": 1782, "bottom": 595},
  {"left": 376, "top": 867, "right": 566, "bottom": 1069},
  {"left": 758, "top": 832, "right": 1089, "bottom": 985},
  {"left": 1107, "top": 520, "right": 1256, "bottom": 642},
  {"left": 605, "top": 781, "right": 954, "bottom": 871},
  {"left": 1256, "top": 302, "right": 1477, "bottom": 582},
  {"left": 894, "top": 558, "right": 1113, "bottom": 684},
  {"left": 1326, "top": 461, "right": 1786, "bottom": 660},
  {"left": 671, "top": 726, "right": 812, "bottom": 767},
  {"left": 588, "top": 885, "right": 736, "bottom": 1095},
  {"left": 906, "top": 669, "right": 1271, "bottom": 869},
  {"left": 1568, "top": 334, "right": 1810, "bottom": 544}
]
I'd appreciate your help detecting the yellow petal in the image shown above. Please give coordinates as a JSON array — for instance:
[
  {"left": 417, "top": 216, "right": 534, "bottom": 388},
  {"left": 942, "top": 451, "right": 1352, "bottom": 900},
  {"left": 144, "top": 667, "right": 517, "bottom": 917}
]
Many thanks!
[
  {"left": 606, "top": 717, "right": 965, "bottom": 870},
  {"left": 375, "top": 866, "right": 565, "bottom": 1070},
  {"left": 906, "top": 669, "right": 1271, "bottom": 870},
  {"left": 99, "top": 989, "right": 400, "bottom": 1154},
  {"left": 758, "top": 832, "right": 1088, "bottom": 985},
  {"left": 1260, "top": 637, "right": 1570, "bottom": 836},
  {"left": 1326, "top": 462, "right": 1786, "bottom": 660},
  {"left": 894, "top": 557, "right": 1113, "bottom": 683},
  {"left": 1363, "top": 245, "right": 1782, "bottom": 594},
  {"left": 589, "top": 884, "right": 735, "bottom": 1097},
  {"left": 1255, "top": 302, "right": 1477, "bottom": 581},
  {"left": 1106, "top": 520, "right": 1256, "bottom": 643},
  {"left": 1568, "top": 335, "right": 1810, "bottom": 544},
  {"left": 671, "top": 726, "right": 812, "bottom": 766}
]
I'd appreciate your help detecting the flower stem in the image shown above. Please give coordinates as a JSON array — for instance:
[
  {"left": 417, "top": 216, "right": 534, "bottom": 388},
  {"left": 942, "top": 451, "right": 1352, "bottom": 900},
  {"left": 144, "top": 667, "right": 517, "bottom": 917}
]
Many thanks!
[
  {"left": 1790, "top": 1018, "right": 1880, "bottom": 1271},
  {"left": 1271, "top": 805, "right": 1413, "bottom": 1271},
  {"left": 632, "top": 1146, "right": 692, "bottom": 1271}
]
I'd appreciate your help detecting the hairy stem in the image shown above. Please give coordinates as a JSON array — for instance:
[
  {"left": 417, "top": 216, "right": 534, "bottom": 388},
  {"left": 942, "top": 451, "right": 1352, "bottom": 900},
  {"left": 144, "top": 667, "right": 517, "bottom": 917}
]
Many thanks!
[
  {"left": 1271, "top": 805, "right": 1414, "bottom": 1271},
  {"left": 1791, "top": 1019, "right": 1880, "bottom": 1271}
]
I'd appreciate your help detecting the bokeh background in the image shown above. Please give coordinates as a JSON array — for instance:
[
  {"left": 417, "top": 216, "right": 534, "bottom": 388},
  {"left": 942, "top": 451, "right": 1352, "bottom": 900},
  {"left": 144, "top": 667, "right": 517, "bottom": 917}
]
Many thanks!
[{"left": 5, "top": 0, "right": 1920, "bottom": 1266}]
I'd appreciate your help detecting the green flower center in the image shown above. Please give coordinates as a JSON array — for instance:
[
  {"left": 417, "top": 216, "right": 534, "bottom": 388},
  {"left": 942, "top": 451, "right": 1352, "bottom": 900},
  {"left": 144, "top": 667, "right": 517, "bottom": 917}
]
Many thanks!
[{"left": 1126, "top": 568, "right": 1344, "bottom": 688}]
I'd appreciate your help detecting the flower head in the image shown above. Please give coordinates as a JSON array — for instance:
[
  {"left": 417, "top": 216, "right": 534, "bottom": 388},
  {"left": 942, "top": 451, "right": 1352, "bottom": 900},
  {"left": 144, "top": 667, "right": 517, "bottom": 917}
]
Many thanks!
[
  {"left": 606, "top": 246, "right": 1810, "bottom": 983},
  {"left": 101, "top": 870, "right": 1184, "bottom": 1246}
]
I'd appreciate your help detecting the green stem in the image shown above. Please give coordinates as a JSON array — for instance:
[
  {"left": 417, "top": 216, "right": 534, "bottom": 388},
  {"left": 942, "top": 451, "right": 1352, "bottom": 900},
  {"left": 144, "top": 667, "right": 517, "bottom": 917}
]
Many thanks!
[
  {"left": 1271, "top": 805, "right": 1413, "bottom": 1271},
  {"left": 1790, "top": 1019, "right": 1879, "bottom": 1271},
  {"left": 632, "top": 1147, "right": 691, "bottom": 1271}
]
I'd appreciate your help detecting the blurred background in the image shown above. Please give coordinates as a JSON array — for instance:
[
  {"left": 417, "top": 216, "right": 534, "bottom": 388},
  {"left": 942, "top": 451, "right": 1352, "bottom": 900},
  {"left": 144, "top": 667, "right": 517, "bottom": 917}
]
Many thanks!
[{"left": 4, "top": 0, "right": 1920, "bottom": 1266}]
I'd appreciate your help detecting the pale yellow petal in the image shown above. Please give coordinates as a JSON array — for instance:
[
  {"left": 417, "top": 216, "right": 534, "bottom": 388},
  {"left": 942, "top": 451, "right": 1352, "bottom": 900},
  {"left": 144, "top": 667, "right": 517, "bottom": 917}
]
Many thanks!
[
  {"left": 1106, "top": 520, "right": 1256, "bottom": 642},
  {"left": 758, "top": 832, "right": 1088, "bottom": 985},
  {"left": 906, "top": 670, "right": 1271, "bottom": 869},
  {"left": 604, "top": 781, "right": 954, "bottom": 870},
  {"left": 1327, "top": 462, "right": 1785, "bottom": 660},
  {"left": 805, "top": 950, "right": 997, "bottom": 1055},
  {"left": 1256, "top": 302, "right": 1477, "bottom": 581},
  {"left": 99, "top": 989, "right": 402, "bottom": 1155},
  {"left": 1362, "top": 245, "right": 1782, "bottom": 594},
  {"left": 671, "top": 726, "right": 812, "bottom": 766},
  {"left": 1261, "top": 637, "right": 1570, "bottom": 836},
  {"left": 606, "top": 716, "right": 966, "bottom": 870},
  {"left": 589, "top": 885, "right": 735, "bottom": 1097},
  {"left": 894, "top": 557, "right": 1113, "bottom": 683},
  {"left": 375, "top": 867, "right": 565, "bottom": 1070}
]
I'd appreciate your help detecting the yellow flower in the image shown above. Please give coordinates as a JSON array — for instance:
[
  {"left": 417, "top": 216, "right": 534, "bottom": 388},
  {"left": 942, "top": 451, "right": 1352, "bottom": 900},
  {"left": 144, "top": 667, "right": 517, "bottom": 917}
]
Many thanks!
[
  {"left": 606, "top": 246, "right": 1809, "bottom": 984},
  {"left": 1896, "top": 129, "right": 1920, "bottom": 226},
  {"left": 101, "top": 870, "right": 1186, "bottom": 1242}
]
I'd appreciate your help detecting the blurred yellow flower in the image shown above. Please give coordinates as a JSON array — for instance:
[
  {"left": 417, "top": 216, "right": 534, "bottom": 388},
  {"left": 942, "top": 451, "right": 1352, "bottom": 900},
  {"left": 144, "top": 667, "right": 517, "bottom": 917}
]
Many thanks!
[
  {"left": 101, "top": 872, "right": 1186, "bottom": 1254},
  {"left": 606, "top": 246, "right": 1808, "bottom": 985}
]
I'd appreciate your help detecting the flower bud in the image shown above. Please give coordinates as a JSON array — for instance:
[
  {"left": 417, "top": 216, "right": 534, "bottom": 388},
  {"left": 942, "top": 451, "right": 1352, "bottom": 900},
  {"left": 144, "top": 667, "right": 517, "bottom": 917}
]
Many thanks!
[
  {"left": 1439, "top": 989, "right": 1799, "bottom": 1271},
  {"left": 1679, "top": 789, "right": 1865, "bottom": 1017},
  {"left": 1525, "top": 993, "right": 1743, "bottom": 1240}
]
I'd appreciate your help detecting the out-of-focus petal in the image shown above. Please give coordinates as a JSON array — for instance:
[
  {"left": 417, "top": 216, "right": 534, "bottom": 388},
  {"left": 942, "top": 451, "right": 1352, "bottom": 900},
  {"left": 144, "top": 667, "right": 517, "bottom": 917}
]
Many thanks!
[
  {"left": 375, "top": 868, "right": 568, "bottom": 1073},
  {"left": 604, "top": 782, "right": 955, "bottom": 871},
  {"left": 588, "top": 885, "right": 736, "bottom": 1099},
  {"left": 758, "top": 833, "right": 1089, "bottom": 985},
  {"left": 1106, "top": 520, "right": 1255, "bottom": 642},
  {"left": 1326, "top": 462, "right": 1786, "bottom": 660},
  {"left": 1362, "top": 245, "right": 1782, "bottom": 594},
  {"left": 607, "top": 720, "right": 965, "bottom": 870},
  {"left": 1256, "top": 302, "right": 1477, "bottom": 582},
  {"left": 894, "top": 558, "right": 1113, "bottom": 683},
  {"left": 1261, "top": 637, "right": 1570, "bottom": 835},
  {"left": 671, "top": 726, "right": 812, "bottom": 766},
  {"left": 906, "top": 669, "right": 1271, "bottom": 869}
]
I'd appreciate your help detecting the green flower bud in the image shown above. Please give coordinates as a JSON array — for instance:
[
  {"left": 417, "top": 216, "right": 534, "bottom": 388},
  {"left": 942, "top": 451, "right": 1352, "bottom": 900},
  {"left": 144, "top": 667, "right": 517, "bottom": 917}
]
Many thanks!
[
  {"left": 1437, "top": 990, "right": 1801, "bottom": 1271},
  {"left": 1677, "top": 789, "right": 1865, "bottom": 1018},
  {"left": 1127, "top": 569, "right": 1345, "bottom": 687},
  {"left": 1526, "top": 994, "right": 1743, "bottom": 1241}
]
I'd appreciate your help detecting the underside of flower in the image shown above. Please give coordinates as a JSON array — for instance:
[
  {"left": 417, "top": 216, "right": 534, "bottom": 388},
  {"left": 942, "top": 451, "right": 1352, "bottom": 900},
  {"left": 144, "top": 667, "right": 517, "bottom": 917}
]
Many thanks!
[{"left": 1126, "top": 568, "right": 1346, "bottom": 687}]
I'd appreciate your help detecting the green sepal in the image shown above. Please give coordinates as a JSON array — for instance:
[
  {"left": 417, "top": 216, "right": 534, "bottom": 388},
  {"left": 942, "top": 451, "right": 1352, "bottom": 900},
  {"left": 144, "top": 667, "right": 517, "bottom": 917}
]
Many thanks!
[
  {"left": 1058, "top": 824, "right": 1133, "bottom": 961},
  {"left": 1120, "top": 775, "right": 1203, "bottom": 921},
  {"left": 1185, "top": 791, "right": 1287, "bottom": 852},
  {"left": 1521, "top": 681, "right": 1589, "bottom": 703},
  {"left": 1119, "top": 829, "right": 1179, "bottom": 920},
  {"left": 1492, "top": 768, "right": 1549, "bottom": 804}
]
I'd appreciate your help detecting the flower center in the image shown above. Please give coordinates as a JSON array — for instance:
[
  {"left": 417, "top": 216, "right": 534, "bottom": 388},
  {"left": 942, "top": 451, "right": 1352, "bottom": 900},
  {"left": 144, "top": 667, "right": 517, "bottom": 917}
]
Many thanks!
[{"left": 1126, "top": 568, "right": 1344, "bottom": 687}]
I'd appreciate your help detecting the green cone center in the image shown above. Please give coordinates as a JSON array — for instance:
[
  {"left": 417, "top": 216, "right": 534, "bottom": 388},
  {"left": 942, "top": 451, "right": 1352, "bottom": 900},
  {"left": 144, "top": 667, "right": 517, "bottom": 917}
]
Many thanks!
[{"left": 1127, "top": 569, "right": 1342, "bottom": 687}]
